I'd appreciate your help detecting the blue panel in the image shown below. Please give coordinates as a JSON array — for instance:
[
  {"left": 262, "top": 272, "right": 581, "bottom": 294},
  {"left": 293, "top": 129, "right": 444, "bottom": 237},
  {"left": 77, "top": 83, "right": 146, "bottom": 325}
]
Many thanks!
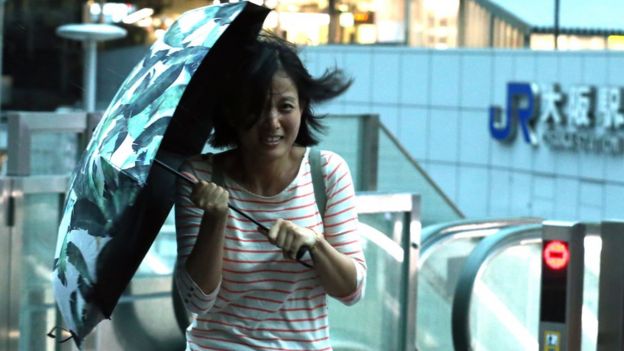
[
  {"left": 343, "top": 102, "right": 373, "bottom": 115},
  {"left": 492, "top": 54, "right": 514, "bottom": 107},
  {"left": 554, "top": 151, "right": 579, "bottom": 177},
  {"left": 459, "top": 110, "right": 490, "bottom": 165},
  {"left": 372, "top": 51, "right": 400, "bottom": 104},
  {"left": 510, "top": 143, "right": 533, "bottom": 172},
  {"left": 299, "top": 47, "right": 319, "bottom": 78},
  {"left": 531, "top": 144, "right": 556, "bottom": 174},
  {"left": 513, "top": 53, "right": 536, "bottom": 81},
  {"left": 460, "top": 53, "right": 492, "bottom": 109},
  {"left": 554, "top": 178, "right": 579, "bottom": 220},
  {"left": 400, "top": 53, "right": 429, "bottom": 106},
  {"left": 316, "top": 100, "right": 345, "bottom": 115},
  {"left": 342, "top": 48, "right": 372, "bottom": 104},
  {"left": 373, "top": 105, "right": 401, "bottom": 134},
  {"left": 604, "top": 184, "right": 624, "bottom": 219},
  {"left": 580, "top": 180, "right": 603, "bottom": 208},
  {"left": 582, "top": 53, "right": 608, "bottom": 85},
  {"left": 532, "top": 198, "right": 554, "bottom": 218},
  {"left": 607, "top": 53, "right": 624, "bottom": 85},
  {"left": 399, "top": 107, "right": 428, "bottom": 160},
  {"left": 579, "top": 152, "right": 605, "bottom": 179},
  {"left": 426, "top": 162, "right": 458, "bottom": 203},
  {"left": 604, "top": 153, "right": 624, "bottom": 182},
  {"left": 510, "top": 172, "right": 532, "bottom": 216},
  {"left": 312, "top": 48, "right": 344, "bottom": 80},
  {"left": 536, "top": 53, "right": 559, "bottom": 84},
  {"left": 488, "top": 168, "right": 510, "bottom": 217},
  {"left": 457, "top": 166, "right": 489, "bottom": 217},
  {"left": 428, "top": 109, "right": 459, "bottom": 162},
  {"left": 430, "top": 53, "right": 460, "bottom": 107},
  {"left": 578, "top": 204, "right": 602, "bottom": 221},
  {"left": 557, "top": 54, "right": 582, "bottom": 87},
  {"left": 490, "top": 138, "right": 513, "bottom": 168},
  {"left": 534, "top": 175, "right": 555, "bottom": 199},
  {"left": 532, "top": 175, "right": 555, "bottom": 218}
]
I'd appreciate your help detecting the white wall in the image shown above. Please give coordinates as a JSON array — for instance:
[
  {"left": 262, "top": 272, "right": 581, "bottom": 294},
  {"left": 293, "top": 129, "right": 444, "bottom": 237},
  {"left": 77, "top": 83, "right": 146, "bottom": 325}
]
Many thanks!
[{"left": 301, "top": 46, "right": 624, "bottom": 221}]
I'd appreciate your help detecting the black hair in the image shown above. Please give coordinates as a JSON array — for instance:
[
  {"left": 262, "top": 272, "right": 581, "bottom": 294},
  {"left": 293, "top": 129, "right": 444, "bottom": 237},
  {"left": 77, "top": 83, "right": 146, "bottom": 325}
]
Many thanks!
[{"left": 209, "top": 32, "right": 352, "bottom": 148}]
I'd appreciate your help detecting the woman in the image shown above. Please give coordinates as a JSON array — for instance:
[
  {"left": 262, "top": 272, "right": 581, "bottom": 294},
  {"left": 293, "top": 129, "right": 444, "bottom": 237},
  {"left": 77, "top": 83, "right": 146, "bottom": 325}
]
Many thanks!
[{"left": 174, "top": 32, "right": 367, "bottom": 350}]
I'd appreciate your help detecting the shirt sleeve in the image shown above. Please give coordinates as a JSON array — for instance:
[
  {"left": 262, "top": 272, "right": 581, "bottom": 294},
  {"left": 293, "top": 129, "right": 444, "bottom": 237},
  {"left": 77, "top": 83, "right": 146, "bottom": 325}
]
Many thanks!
[
  {"left": 320, "top": 150, "right": 367, "bottom": 306},
  {"left": 173, "top": 156, "right": 220, "bottom": 314}
]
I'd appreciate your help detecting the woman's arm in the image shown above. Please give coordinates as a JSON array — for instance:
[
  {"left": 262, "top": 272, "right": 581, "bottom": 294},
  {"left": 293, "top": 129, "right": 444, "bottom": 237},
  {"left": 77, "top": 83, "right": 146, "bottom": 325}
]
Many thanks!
[
  {"left": 268, "top": 219, "right": 358, "bottom": 298},
  {"left": 267, "top": 151, "right": 367, "bottom": 303},
  {"left": 174, "top": 159, "right": 229, "bottom": 313}
]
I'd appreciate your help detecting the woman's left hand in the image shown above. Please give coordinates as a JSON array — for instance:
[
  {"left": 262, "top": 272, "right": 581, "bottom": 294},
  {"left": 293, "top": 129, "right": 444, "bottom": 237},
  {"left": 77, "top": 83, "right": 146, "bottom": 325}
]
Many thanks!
[{"left": 265, "top": 219, "right": 320, "bottom": 260}]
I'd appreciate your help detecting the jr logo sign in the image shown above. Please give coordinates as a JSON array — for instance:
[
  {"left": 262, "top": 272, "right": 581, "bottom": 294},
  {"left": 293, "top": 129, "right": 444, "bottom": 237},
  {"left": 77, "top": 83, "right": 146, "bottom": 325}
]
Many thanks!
[
  {"left": 489, "top": 82, "right": 624, "bottom": 155},
  {"left": 489, "top": 82, "right": 539, "bottom": 145}
]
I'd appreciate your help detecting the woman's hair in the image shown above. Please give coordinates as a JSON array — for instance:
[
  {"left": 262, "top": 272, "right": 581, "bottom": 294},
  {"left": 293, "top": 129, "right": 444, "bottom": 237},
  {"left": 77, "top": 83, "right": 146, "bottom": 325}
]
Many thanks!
[{"left": 209, "top": 32, "right": 352, "bottom": 148}]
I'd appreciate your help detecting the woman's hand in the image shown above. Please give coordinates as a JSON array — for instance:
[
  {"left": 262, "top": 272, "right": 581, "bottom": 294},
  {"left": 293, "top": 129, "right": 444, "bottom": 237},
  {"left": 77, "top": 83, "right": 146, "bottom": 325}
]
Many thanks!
[
  {"left": 266, "top": 219, "right": 321, "bottom": 260},
  {"left": 190, "top": 180, "right": 229, "bottom": 218}
]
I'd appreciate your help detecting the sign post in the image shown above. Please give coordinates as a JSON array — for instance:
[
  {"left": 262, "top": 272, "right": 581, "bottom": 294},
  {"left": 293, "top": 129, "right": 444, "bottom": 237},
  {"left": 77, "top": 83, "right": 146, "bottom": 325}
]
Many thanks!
[{"left": 539, "top": 221, "right": 585, "bottom": 351}]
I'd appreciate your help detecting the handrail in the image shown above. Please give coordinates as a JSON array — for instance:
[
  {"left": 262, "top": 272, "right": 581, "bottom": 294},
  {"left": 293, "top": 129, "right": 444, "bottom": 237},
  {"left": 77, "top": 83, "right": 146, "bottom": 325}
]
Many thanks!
[
  {"left": 420, "top": 217, "right": 542, "bottom": 266},
  {"left": 451, "top": 223, "right": 543, "bottom": 351}
]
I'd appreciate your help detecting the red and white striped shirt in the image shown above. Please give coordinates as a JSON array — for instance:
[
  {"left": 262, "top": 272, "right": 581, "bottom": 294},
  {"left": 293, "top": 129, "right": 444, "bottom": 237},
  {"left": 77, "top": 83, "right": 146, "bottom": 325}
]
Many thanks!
[{"left": 174, "top": 148, "right": 367, "bottom": 351}]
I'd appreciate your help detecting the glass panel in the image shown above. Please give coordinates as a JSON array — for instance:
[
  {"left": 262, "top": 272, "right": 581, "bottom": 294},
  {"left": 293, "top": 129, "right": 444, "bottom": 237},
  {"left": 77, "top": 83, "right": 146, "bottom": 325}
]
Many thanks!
[
  {"left": 376, "top": 128, "right": 461, "bottom": 226},
  {"left": 470, "top": 243, "right": 541, "bottom": 351},
  {"left": 31, "top": 133, "right": 80, "bottom": 175},
  {"left": 19, "top": 193, "right": 62, "bottom": 351},
  {"left": 329, "top": 213, "right": 404, "bottom": 351},
  {"left": 416, "top": 234, "right": 482, "bottom": 351},
  {"left": 319, "top": 114, "right": 462, "bottom": 226},
  {"left": 318, "top": 116, "right": 362, "bottom": 190}
]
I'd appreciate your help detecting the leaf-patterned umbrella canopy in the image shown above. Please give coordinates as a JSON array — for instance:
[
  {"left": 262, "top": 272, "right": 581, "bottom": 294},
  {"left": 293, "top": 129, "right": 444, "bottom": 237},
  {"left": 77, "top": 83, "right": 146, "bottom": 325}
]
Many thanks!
[{"left": 52, "top": 2, "right": 269, "bottom": 345}]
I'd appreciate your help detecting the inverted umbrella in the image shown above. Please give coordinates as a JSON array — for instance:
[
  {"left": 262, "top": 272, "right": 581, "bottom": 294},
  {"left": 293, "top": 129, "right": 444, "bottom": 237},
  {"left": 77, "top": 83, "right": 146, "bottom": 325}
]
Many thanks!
[{"left": 51, "top": 2, "right": 269, "bottom": 345}]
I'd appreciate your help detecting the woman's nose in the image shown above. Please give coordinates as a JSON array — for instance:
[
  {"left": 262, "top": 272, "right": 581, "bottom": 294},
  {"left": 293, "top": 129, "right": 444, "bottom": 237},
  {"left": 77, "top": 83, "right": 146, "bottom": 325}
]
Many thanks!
[{"left": 264, "top": 107, "right": 280, "bottom": 126}]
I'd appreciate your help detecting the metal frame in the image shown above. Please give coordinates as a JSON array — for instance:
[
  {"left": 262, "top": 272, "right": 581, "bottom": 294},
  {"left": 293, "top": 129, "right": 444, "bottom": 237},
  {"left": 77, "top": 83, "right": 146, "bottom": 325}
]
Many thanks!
[
  {"left": 7, "top": 111, "right": 88, "bottom": 176},
  {"left": 1, "top": 111, "right": 90, "bottom": 351},
  {"left": 538, "top": 221, "right": 585, "bottom": 351},
  {"left": 354, "top": 192, "right": 420, "bottom": 351},
  {"left": 597, "top": 221, "right": 624, "bottom": 351},
  {"left": 0, "top": 178, "right": 11, "bottom": 351},
  {"left": 356, "top": 114, "right": 379, "bottom": 192},
  {"left": 8, "top": 176, "right": 70, "bottom": 351}
]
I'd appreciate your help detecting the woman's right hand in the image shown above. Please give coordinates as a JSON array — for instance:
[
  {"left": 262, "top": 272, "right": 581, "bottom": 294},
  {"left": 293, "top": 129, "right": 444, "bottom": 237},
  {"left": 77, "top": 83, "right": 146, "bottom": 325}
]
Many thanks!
[{"left": 190, "top": 180, "right": 230, "bottom": 218}]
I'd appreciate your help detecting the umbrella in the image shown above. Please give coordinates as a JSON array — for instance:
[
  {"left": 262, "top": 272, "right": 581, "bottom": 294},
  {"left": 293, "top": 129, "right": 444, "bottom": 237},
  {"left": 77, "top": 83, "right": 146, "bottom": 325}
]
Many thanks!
[{"left": 51, "top": 2, "right": 269, "bottom": 346}]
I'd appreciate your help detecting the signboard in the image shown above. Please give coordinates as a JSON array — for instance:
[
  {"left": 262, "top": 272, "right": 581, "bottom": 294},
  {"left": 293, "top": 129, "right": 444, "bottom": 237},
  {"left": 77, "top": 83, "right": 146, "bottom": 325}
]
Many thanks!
[
  {"left": 544, "top": 330, "right": 561, "bottom": 351},
  {"left": 489, "top": 82, "right": 624, "bottom": 155}
]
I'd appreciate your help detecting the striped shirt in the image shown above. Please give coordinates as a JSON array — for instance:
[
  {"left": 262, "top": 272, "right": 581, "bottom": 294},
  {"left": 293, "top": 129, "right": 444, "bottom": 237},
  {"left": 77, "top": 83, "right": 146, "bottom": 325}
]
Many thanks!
[{"left": 174, "top": 148, "right": 367, "bottom": 351}]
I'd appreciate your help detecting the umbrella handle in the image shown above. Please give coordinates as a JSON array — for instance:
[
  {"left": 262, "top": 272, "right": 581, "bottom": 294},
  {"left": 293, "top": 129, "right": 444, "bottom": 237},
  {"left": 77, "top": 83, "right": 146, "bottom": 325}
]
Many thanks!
[{"left": 155, "top": 158, "right": 314, "bottom": 268}]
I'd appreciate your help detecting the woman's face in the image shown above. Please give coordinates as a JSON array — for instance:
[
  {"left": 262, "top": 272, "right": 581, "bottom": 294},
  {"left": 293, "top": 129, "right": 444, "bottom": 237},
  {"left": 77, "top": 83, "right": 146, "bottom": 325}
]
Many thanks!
[{"left": 236, "top": 70, "right": 302, "bottom": 161}]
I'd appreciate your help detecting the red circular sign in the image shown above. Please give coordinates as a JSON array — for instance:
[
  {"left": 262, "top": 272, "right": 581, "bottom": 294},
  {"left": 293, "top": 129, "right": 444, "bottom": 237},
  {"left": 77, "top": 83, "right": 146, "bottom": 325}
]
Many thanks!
[{"left": 543, "top": 240, "right": 570, "bottom": 270}]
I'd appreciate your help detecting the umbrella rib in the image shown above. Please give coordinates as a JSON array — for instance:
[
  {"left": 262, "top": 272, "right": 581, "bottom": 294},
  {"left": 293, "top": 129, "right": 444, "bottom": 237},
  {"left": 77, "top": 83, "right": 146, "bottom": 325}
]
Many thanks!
[{"left": 154, "top": 158, "right": 314, "bottom": 268}]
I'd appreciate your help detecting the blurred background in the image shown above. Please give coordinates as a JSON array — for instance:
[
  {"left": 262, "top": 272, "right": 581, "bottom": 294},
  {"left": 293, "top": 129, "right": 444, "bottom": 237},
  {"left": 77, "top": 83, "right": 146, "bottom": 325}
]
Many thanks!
[
  {"left": 3, "top": 1, "right": 624, "bottom": 351},
  {"left": 4, "top": 0, "right": 624, "bottom": 111}
]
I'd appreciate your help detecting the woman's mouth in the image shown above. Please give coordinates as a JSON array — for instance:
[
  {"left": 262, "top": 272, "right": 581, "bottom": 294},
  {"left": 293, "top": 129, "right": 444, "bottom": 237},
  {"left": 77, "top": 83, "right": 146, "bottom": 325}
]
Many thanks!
[{"left": 262, "top": 135, "right": 283, "bottom": 145}]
